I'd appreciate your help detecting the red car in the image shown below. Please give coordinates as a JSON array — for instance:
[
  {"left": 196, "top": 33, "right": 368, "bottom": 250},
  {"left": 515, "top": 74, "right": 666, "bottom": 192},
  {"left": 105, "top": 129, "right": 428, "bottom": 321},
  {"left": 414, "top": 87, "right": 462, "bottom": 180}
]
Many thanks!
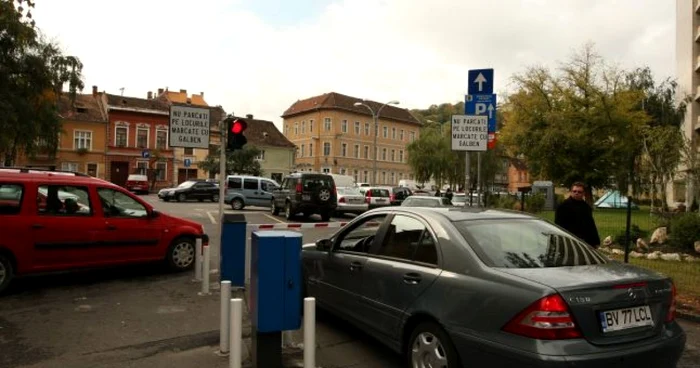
[{"left": 0, "top": 168, "right": 208, "bottom": 293}]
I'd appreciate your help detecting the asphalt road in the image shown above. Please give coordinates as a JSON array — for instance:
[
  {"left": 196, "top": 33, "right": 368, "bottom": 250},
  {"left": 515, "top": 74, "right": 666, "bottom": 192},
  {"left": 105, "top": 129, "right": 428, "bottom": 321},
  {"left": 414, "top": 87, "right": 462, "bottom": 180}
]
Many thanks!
[{"left": 0, "top": 194, "right": 697, "bottom": 368}]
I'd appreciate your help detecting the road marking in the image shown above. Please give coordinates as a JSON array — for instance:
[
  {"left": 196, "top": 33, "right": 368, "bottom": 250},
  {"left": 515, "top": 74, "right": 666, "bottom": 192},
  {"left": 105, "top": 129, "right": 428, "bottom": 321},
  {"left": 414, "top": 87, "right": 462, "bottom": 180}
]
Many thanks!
[
  {"left": 207, "top": 211, "right": 217, "bottom": 224},
  {"left": 263, "top": 214, "right": 285, "bottom": 223}
]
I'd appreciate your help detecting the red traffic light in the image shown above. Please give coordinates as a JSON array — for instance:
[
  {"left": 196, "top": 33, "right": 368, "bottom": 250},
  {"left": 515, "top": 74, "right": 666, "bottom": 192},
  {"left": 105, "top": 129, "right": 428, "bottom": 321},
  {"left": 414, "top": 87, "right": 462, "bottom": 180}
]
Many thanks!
[{"left": 231, "top": 119, "right": 247, "bottom": 134}]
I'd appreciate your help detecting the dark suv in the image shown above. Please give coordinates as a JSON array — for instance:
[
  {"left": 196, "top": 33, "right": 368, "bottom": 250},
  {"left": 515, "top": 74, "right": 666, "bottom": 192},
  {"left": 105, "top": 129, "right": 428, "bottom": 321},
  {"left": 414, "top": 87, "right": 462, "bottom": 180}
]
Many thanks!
[{"left": 271, "top": 173, "right": 337, "bottom": 221}]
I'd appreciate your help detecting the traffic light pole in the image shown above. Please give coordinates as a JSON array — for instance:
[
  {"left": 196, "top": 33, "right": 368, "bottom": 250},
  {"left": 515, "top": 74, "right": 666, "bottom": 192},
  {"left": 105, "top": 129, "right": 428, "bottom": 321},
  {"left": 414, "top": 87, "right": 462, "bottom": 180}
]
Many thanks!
[{"left": 219, "top": 117, "right": 227, "bottom": 230}]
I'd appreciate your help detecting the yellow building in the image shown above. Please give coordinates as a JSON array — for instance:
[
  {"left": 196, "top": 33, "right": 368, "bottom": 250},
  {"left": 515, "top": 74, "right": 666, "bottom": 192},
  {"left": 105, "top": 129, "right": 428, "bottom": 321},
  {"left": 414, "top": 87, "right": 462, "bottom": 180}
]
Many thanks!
[
  {"left": 16, "top": 92, "right": 109, "bottom": 178},
  {"left": 281, "top": 92, "right": 421, "bottom": 185},
  {"left": 153, "top": 88, "right": 224, "bottom": 183}
]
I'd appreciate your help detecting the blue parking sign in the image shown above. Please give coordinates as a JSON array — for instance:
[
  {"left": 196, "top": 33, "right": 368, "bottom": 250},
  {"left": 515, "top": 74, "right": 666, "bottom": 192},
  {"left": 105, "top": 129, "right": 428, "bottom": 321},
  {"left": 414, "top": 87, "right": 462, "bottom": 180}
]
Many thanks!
[{"left": 465, "top": 94, "right": 497, "bottom": 133}]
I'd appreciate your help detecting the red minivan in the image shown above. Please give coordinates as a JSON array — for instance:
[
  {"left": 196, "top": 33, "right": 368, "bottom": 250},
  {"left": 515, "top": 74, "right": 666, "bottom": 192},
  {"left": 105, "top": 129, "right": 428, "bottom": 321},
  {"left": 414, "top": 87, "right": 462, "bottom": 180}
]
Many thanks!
[{"left": 0, "top": 168, "right": 208, "bottom": 293}]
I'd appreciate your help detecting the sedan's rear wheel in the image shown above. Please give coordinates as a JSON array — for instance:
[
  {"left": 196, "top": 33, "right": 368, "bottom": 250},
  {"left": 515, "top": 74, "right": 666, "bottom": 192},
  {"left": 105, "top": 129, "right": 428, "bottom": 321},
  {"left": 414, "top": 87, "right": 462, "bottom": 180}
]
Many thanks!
[
  {"left": 0, "top": 254, "right": 14, "bottom": 294},
  {"left": 407, "top": 322, "right": 461, "bottom": 368}
]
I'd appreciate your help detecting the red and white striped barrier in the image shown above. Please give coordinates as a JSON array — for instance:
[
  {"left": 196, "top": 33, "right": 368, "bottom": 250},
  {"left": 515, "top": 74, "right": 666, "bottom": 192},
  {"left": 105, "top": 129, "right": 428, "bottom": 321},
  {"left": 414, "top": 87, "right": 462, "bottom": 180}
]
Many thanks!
[{"left": 246, "top": 221, "right": 379, "bottom": 230}]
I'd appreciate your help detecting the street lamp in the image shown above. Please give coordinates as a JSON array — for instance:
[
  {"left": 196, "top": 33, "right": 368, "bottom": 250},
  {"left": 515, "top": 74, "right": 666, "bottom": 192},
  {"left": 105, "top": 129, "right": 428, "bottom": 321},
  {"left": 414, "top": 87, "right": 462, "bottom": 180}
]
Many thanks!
[{"left": 354, "top": 99, "right": 400, "bottom": 186}]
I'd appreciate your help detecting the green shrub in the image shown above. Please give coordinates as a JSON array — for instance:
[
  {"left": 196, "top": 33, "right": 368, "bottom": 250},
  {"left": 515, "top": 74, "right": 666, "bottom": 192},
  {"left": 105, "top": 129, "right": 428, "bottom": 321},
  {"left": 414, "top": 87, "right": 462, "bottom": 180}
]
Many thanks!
[
  {"left": 495, "top": 195, "right": 517, "bottom": 210},
  {"left": 669, "top": 213, "right": 700, "bottom": 251},
  {"left": 613, "top": 224, "right": 648, "bottom": 248},
  {"left": 525, "top": 193, "right": 546, "bottom": 213}
]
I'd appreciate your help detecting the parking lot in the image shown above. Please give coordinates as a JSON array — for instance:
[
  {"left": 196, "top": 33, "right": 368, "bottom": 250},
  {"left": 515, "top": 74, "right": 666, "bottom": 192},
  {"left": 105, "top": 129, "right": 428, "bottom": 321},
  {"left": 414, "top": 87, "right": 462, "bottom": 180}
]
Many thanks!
[{"left": 1, "top": 194, "right": 698, "bottom": 368}]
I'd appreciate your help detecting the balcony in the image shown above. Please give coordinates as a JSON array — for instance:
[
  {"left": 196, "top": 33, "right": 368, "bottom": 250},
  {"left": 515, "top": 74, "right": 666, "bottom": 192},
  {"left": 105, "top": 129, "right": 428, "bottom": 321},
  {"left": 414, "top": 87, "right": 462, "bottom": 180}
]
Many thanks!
[
  {"left": 696, "top": 86, "right": 700, "bottom": 101},
  {"left": 696, "top": 0, "right": 700, "bottom": 14},
  {"left": 696, "top": 26, "right": 700, "bottom": 43},
  {"left": 696, "top": 56, "right": 700, "bottom": 72}
]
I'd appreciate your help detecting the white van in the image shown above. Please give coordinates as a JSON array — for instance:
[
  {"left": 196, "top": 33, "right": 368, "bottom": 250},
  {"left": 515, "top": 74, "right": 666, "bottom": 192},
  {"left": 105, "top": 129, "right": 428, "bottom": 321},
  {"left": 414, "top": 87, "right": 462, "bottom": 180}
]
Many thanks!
[{"left": 329, "top": 174, "right": 356, "bottom": 188}]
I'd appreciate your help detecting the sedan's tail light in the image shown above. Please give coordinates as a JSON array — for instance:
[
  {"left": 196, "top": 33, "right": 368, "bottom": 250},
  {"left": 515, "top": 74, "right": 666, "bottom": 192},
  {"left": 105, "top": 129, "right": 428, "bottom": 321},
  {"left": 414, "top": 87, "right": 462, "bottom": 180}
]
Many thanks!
[
  {"left": 339, "top": 197, "right": 346, "bottom": 203},
  {"left": 666, "top": 283, "right": 677, "bottom": 322},
  {"left": 295, "top": 183, "right": 302, "bottom": 194},
  {"left": 503, "top": 294, "right": 582, "bottom": 340}
]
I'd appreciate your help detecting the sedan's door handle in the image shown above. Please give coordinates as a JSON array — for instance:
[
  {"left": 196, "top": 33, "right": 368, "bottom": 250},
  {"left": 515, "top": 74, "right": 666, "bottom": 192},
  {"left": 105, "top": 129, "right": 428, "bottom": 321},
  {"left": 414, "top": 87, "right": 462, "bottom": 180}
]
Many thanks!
[
  {"left": 31, "top": 223, "right": 44, "bottom": 229},
  {"left": 349, "top": 261, "right": 363, "bottom": 271},
  {"left": 403, "top": 273, "right": 422, "bottom": 285}
]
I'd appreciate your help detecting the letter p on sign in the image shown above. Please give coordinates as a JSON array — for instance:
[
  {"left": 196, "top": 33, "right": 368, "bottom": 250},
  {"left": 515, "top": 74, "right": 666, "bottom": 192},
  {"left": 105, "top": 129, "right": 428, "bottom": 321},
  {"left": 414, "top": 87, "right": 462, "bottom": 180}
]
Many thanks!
[{"left": 475, "top": 103, "right": 487, "bottom": 115}]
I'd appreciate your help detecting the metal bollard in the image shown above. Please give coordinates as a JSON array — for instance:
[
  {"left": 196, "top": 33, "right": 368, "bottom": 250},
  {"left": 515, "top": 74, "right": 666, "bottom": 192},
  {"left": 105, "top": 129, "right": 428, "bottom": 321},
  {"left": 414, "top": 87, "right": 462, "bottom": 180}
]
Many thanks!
[
  {"left": 200, "top": 246, "right": 211, "bottom": 295},
  {"left": 304, "top": 297, "right": 316, "bottom": 368},
  {"left": 230, "top": 298, "right": 243, "bottom": 368},
  {"left": 195, "top": 238, "right": 203, "bottom": 282},
  {"left": 220, "top": 281, "right": 231, "bottom": 354}
]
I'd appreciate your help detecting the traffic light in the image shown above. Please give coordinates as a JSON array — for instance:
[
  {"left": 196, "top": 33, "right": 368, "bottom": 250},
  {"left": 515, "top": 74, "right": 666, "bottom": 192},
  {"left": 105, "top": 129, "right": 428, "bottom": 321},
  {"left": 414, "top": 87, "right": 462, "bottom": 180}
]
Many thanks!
[{"left": 226, "top": 118, "right": 248, "bottom": 152}]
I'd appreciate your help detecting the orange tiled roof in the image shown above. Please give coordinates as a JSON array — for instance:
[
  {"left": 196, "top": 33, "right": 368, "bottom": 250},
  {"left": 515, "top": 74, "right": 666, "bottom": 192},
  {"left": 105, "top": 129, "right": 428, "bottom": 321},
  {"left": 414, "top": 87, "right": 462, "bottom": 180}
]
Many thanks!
[
  {"left": 58, "top": 93, "right": 108, "bottom": 122},
  {"left": 162, "top": 91, "right": 208, "bottom": 106},
  {"left": 282, "top": 92, "right": 421, "bottom": 125}
]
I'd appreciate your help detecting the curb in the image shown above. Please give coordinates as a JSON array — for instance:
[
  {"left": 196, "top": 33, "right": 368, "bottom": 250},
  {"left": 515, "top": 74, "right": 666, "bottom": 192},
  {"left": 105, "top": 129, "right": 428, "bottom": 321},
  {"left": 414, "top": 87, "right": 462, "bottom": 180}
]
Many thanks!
[{"left": 678, "top": 310, "right": 700, "bottom": 323}]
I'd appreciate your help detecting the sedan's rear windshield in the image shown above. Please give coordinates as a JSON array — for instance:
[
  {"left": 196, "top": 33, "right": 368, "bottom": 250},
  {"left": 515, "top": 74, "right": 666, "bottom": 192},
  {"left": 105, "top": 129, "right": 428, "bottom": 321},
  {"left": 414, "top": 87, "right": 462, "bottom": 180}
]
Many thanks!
[
  {"left": 455, "top": 219, "right": 608, "bottom": 268},
  {"left": 303, "top": 176, "right": 333, "bottom": 191}
]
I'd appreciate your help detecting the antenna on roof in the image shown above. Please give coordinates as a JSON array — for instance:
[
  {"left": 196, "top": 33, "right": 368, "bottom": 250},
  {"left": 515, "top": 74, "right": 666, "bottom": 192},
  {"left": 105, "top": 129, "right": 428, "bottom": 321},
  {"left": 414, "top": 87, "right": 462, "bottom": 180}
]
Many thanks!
[{"left": 119, "top": 87, "right": 125, "bottom": 96}]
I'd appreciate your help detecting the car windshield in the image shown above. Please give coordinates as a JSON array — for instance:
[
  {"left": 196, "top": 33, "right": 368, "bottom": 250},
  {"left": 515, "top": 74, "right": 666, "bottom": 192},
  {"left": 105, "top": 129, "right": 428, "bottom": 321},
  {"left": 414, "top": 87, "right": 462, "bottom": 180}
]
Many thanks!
[
  {"left": 303, "top": 176, "right": 333, "bottom": 191},
  {"left": 452, "top": 195, "right": 466, "bottom": 203},
  {"left": 402, "top": 197, "right": 441, "bottom": 207},
  {"left": 177, "top": 181, "right": 196, "bottom": 189},
  {"left": 338, "top": 187, "right": 362, "bottom": 195},
  {"left": 454, "top": 219, "right": 609, "bottom": 268}
]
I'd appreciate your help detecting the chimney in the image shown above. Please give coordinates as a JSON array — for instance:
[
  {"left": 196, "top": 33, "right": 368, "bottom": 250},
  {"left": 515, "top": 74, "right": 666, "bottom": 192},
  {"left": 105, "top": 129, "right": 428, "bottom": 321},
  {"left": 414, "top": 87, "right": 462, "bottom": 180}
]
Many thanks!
[
  {"left": 246, "top": 114, "right": 254, "bottom": 119},
  {"left": 92, "top": 85, "right": 98, "bottom": 96},
  {"left": 158, "top": 88, "right": 164, "bottom": 95},
  {"left": 180, "top": 89, "right": 187, "bottom": 94},
  {"left": 200, "top": 92, "right": 204, "bottom": 97},
  {"left": 147, "top": 91, "right": 152, "bottom": 99}
]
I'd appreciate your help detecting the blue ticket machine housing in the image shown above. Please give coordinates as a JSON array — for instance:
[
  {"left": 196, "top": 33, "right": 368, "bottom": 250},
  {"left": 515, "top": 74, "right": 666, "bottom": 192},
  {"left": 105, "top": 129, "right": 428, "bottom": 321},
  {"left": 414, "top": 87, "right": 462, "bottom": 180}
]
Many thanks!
[
  {"left": 250, "top": 231, "right": 302, "bottom": 367},
  {"left": 221, "top": 214, "right": 246, "bottom": 287}
]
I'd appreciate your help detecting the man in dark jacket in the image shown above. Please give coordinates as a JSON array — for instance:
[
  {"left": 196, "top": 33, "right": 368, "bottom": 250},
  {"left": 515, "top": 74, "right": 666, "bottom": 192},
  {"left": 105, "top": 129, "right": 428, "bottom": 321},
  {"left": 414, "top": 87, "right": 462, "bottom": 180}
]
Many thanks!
[{"left": 554, "top": 182, "right": 601, "bottom": 247}]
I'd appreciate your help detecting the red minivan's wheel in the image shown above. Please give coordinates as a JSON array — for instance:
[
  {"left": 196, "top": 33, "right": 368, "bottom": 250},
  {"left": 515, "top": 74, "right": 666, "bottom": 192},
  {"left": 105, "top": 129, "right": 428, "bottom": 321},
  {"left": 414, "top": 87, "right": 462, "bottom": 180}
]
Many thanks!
[
  {"left": 165, "top": 237, "right": 196, "bottom": 271},
  {"left": 0, "top": 253, "right": 15, "bottom": 294}
]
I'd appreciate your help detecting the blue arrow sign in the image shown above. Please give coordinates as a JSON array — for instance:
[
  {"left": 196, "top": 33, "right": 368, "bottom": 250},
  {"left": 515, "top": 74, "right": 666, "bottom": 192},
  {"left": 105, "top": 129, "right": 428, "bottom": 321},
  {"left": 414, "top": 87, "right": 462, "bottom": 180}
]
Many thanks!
[
  {"left": 184, "top": 158, "right": 192, "bottom": 168},
  {"left": 141, "top": 149, "right": 151, "bottom": 159},
  {"left": 465, "top": 94, "right": 497, "bottom": 133},
  {"left": 468, "top": 69, "right": 494, "bottom": 95}
]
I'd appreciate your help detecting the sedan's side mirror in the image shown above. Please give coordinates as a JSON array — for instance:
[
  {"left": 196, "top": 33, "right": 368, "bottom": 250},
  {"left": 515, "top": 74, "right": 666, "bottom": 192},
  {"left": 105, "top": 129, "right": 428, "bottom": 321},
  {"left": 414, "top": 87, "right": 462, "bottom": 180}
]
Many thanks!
[
  {"left": 150, "top": 209, "right": 160, "bottom": 218},
  {"left": 316, "top": 238, "right": 332, "bottom": 251}
]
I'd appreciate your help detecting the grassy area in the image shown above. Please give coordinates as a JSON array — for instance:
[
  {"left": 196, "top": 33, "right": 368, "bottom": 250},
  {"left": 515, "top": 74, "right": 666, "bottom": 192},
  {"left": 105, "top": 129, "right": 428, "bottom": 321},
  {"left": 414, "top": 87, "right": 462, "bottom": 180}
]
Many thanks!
[{"left": 538, "top": 206, "right": 658, "bottom": 241}]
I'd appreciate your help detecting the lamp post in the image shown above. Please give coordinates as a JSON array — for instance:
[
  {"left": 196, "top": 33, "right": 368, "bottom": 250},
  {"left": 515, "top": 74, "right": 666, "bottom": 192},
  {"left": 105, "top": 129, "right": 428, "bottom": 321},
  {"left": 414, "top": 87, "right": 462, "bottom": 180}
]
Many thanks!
[{"left": 354, "top": 100, "right": 400, "bottom": 186}]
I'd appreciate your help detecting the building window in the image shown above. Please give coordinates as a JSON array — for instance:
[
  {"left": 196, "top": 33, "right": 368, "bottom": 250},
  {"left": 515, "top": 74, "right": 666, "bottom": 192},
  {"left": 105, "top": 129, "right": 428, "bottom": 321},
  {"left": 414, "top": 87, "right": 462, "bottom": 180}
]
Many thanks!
[
  {"left": 256, "top": 150, "right": 266, "bottom": 161},
  {"left": 340, "top": 168, "right": 346, "bottom": 175},
  {"left": 399, "top": 150, "right": 404, "bottom": 162},
  {"left": 156, "top": 130, "right": 167, "bottom": 150},
  {"left": 364, "top": 122, "right": 370, "bottom": 136},
  {"left": 364, "top": 145, "right": 369, "bottom": 159},
  {"left": 341, "top": 143, "right": 347, "bottom": 157},
  {"left": 382, "top": 171, "right": 387, "bottom": 184},
  {"left": 392, "top": 127, "right": 396, "bottom": 140},
  {"left": 341, "top": 120, "right": 348, "bottom": 133},
  {"left": 382, "top": 148, "right": 387, "bottom": 161},
  {"left": 399, "top": 173, "right": 404, "bottom": 181},
  {"left": 61, "top": 162, "right": 79, "bottom": 172},
  {"left": 156, "top": 162, "right": 167, "bottom": 181},
  {"left": 324, "top": 118, "right": 332, "bottom": 131},
  {"left": 363, "top": 170, "right": 369, "bottom": 182},
  {"left": 383, "top": 126, "right": 388, "bottom": 138},
  {"left": 87, "top": 163, "right": 98, "bottom": 177},
  {"left": 115, "top": 127, "right": 127, "bottom": 147},
  {"left": 353, "top": 170, "right": 358, "bottom": 182},
  {"left": 323, "top": 142, "right": 331, "bottom": 156},
  {"left": 390, "top": 172, "right": 395, "bottom": 184},
  {"left": 309, "top": 120, "right": 314, "bottom": 132},
  {"left": 309, "top": 143, "right": 313, "bottom": 157},
  {"left": 301, "top": 121, "right": 306, "bottom": 134},
  {"left": 409, "top": 131, "right": 416, "bottom": 142},
  {"left": 354, "top": 144, "right": 360, "bottom": 158},
  {"left": 294, "top": 122, "right": 299, "bottom": 135},
  {"left": 400, "top": 129, "right": 404, "bottom": 141},
  {"left": 184, "top": 147, "right": 194, "bottom": 155},
  {"left": 301, "top": 144, "right": 305, "bottom": 157},
  {"left": 136, "top": 161, "right": 148, "bottom": 175},
  {"left": 137, "top": 128, "right": 149, "bottom": 148},
  {"left": 354, "top": 122, "right": 360, "bottom": 135},
  {"left": 285, "top": 124, "right": 289, "bottom": 136},
  {"left": 73, "top": 130, "right": 92, "bottom": 151},
  {"left": 322, "top": 167, "right": 330, "bottom": 173},
  {"left": 390, "top": 149, "right": 395, "bottom": 162}
]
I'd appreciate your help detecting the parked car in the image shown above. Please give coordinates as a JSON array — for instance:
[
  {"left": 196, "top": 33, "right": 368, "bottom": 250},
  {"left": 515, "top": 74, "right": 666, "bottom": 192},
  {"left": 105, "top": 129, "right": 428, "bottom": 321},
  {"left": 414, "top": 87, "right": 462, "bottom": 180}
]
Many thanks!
[
  {"left": 0, "top": 168, "right": 207, "bottom": 294},
  {"left": 335, "top": 187, "right": 368, "bottom": 216},
  {"left": 225, "top": 175, "right": 279, "bottom": 210},
  {"left": 358, "top": 187, "right": 392, "bottom": 209},
  {"left": 382, "top": 186, "right": 412, "bottom": 206},
  {"left": 125, "top": 174, "right": 150, "bottom": 194},
  {"left": 158, "top": 180, "right": 219, "bottom": 202},
  {"left": 302, "top": 207, "right": 685, "bottom": 368},
  {"left": 401, "top": 195, "right": 453, "bottom": 207},
  {"left": 271, "top": 173, "right": 337, "bottom": 221}
]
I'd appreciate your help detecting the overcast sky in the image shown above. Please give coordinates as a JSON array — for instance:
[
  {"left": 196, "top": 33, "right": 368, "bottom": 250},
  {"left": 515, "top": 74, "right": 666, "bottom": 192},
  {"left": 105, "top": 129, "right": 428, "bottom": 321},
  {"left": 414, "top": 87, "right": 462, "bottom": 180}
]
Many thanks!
[{"left": 32, "top": 0, "right": 674, "bottom": 129}]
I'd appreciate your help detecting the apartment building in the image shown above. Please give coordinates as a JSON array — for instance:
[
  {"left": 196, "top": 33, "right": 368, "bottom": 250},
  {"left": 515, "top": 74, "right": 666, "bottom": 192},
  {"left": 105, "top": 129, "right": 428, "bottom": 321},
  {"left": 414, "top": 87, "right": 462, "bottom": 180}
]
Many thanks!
[{"left": 282, "top": 92, "right": 420, "bottom": 186}]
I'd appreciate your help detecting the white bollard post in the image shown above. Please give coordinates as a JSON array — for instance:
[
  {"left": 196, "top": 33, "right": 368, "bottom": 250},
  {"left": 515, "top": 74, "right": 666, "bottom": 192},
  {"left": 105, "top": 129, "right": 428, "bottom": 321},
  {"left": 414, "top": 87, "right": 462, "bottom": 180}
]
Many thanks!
[
  {"left": 304, "top": 297, "right": 316, "bottom": 368},
  {"left": 220, "top": 280, "right": 231, "bottom": 354},
  {"left": 195, "top": 238, "right": 203, "bottom": 282},
  {"left": 200, "top": 246, "right": 210, "bottom": 295},
  {"left": 230, "top": 298, "right": 243, "bottom": 368}
]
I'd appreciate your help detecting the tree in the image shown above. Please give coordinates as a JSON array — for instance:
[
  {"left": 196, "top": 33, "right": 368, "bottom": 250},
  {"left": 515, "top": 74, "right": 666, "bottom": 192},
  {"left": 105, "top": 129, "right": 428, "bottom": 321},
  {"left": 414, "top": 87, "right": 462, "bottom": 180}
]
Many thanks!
[
  {"left": 500, "top": 43, "right": 647, "bottom": 204},
  {"left": 200, "top": 146, "right": 264, "bottom": 177},
  {"left": 0, "top": 0, "right": 85, "bottom": 165}
]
